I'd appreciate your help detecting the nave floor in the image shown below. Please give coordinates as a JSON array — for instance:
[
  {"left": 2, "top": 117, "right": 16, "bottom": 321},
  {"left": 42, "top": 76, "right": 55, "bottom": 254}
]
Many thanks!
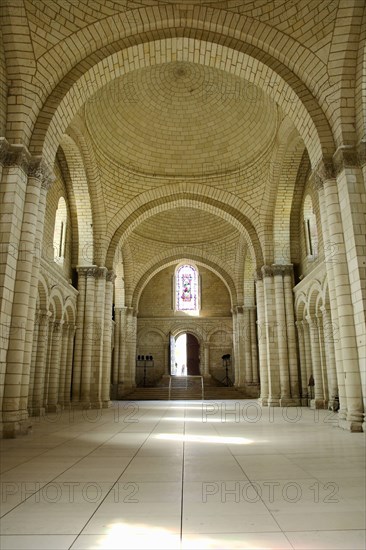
[{"left": 0, "top": 400, "right": 365, "bottom": 549}]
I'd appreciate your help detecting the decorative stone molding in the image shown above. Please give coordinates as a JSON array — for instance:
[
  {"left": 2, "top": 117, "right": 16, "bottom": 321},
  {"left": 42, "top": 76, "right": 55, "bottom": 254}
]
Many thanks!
[
  {"left": 77, "top": 266, "right": 107, "bottom": 279},
  {"left": 272, "top": 264, "right": 293, "bottom": 277},
  {"left": 29, "top": 156, "right": 56, "bottom": 190},
  {"left": 0, "top": 137, "right": 9, "bottom": 166},
  {"left": 254, "top": 267, "right": 263, "bottom": 281},
  {"left": 313, "top": 156, "right": 335, "bottom": 188},
  {"left": 333, "top": 146, "right": 359, "bottom": 176},
  {"left": 3, "top": 144, "right": 31, "bottom": 174},
  {"left": 261, "top": 265, "right": 273, "bottom": 278},
  {"left": 357, "top": 140, "right": 366, "bottom": 167},
  {"left": 106, "top": 270, "right": 117, "bottom": 283}
]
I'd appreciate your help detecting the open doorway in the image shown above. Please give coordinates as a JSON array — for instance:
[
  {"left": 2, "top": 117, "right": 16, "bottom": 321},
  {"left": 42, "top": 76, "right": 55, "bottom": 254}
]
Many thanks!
[{"left": 170, "top": 333, "right": 200, "bottom": 376}]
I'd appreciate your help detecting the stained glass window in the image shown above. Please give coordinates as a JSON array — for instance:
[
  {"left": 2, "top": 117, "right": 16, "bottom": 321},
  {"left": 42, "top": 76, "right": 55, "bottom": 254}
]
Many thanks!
[{"left": 176, "top": 264, "right": 199, "bottom": 312}]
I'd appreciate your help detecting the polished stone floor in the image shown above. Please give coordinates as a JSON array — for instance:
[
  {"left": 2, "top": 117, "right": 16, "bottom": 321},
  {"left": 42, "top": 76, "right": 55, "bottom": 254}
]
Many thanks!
[{"left": 0, "top": 401, "right": 365, "bottom": 549}]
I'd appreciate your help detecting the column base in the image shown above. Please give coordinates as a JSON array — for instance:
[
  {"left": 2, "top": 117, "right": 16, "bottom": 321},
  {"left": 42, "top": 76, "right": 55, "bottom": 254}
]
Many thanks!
[
  {"left": 46, "top": 404, "right": 62, "bottom": 413},
  {"left": 0, "top": 419, "right": 33, "bottom": 439},
  {"left": 102, "top": 400, "right": 112, "bottom": 408},
  {"left": 29, "top": 406, "right": 46, "bottom": 417},
  {"left": 280, "top": 397, "right": 301, "bottom": 407},
  {"left": 310, "top": 398, "right": 326, "bottom": 409},
  {"left": 117, "top": 385, "right": 136, "bottom": 399},
  {"left": 259, "top": 397, "right": 268, "bottom": 406},
  {"left": 338, "top": 418, "right": 363, "bottom": 432},
  {"left": 267, "top": 397, "right": 281, "bottom": 407},
  {"left": 300, "top": 397, "right": 308, "bottom": 406},
  {"left": 89, "top": 401, "right": 103, "bottom": 409}
]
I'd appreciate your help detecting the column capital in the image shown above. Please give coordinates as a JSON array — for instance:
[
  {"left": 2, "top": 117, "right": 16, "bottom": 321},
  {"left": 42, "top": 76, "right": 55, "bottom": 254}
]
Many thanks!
[
  {"left": 28, "top": 156, "right": 56, "bottom": 190},
  {"left": 313, "top": 156, "right": 335, "bottom": 189},
  {"left": 254, "top": 267, "right": 263, "bottom": 281},
  {"left": 357, "top": 140, "right": 366, "bottom": 168},
  {"left": 0, "top": 137, "right": 9, "bottom": 166},
  {"left": 3, "top": 143, "right": 31, "bottom": 173},
  {"left": 77, "top": 266, "right": 107, "bottom": 279},
  {"left": 106, "top": 269, "right": 117, "bottom": 283},
  {"left": 261, "top": 265, "right": 273, "bottom": 278},
  {"left": 272, "top": 264, "right": 293, "bottom": 277},
  {"left": 333, "top": 145, "right": 360, "bottom": 175}
]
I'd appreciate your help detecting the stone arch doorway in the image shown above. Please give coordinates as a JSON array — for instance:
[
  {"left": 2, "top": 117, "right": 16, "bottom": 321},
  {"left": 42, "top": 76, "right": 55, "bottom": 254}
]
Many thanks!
[{"left": 171, "top": 332, "right": 200, "bottom": 376}]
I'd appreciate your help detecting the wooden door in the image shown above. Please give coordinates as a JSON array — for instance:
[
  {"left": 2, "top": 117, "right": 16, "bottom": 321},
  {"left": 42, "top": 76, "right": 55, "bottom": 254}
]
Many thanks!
[{"left": 186, "top": 333, "right": 200, "bottom": 375}]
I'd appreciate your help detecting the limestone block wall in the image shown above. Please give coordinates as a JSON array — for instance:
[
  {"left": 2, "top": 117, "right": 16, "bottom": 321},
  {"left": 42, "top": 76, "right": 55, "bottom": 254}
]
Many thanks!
[{"left": 138, "top": 265, "right": 232, "bottom": 318}]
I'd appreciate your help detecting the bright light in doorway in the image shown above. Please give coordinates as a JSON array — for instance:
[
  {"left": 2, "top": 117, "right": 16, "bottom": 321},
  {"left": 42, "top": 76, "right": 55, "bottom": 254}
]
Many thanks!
[{"left": 174, "top": 333, "right": 187, "bottom": 376}]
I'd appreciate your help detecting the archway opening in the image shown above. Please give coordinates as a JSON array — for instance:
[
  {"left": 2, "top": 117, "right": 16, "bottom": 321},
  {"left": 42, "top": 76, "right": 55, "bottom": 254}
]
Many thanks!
[{"left": 171, "top": 333, "right": 200, "bottom": 376}]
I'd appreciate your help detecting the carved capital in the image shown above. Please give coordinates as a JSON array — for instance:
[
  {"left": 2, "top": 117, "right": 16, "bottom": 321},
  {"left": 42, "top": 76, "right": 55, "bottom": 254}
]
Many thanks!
[
  {"left": 272, "top": 264, "right": 293, "bottom": 278},
  {"left": 4, "top": 144, "right": 31, "bottom": 173},
  {"left": 29, "top": 156, "right": 56, "bottom": 190},
  {"left": 261, "top": 265, "right": 273, "bottom": 278},
  {"left": 357, "top": 140, "right": 366, "bottom": 167},
  {"left": 78, "top": 266, "right": 107, "bottom": 279},
  {"left": 333, "top": 146, "right": 359, "bottom": 175},
  {"left": 254, "top": 267, "right": 263, "bottom": 281},
  {"left": 313, "top": 157, "right": 335, "bottom": 189},
  {"left": 106, "top": 270, "right": 117, "bottom": 283},
  {"left": 0, "top": 137, "right": 9, "bottom": 166}
]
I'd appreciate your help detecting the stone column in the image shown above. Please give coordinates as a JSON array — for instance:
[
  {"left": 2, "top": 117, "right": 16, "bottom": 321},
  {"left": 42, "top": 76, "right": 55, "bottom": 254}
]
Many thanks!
[
  {"left": 315, "top": 173, "right": 347, "bottom": 420},
  {"left": 90, "top": 268, "right": 107, "bottom": 408},
  {"left": 243, "top": 307, "right": 252, "bottom": 385},
  {"left": 47, "top": 320, "right": 63, "bottom": 412},
  {"left": 306, "top": 315, "right": 325, "bottom": 409},
  {"left": 71, "top": 268, "right": 87, "bottom": 403},
  {"left": 80, "top": 268, "right": 97, "bottom": 406},
  {"left": 58, "top": 323, "right": 70, "bottom": 407},
  {"left": 112, "top": 309, "right": 120, "bottom": 387},
  {"left": 316, "top": 312, "right": 329, "bottom": 407},
  {"left": 255, "top": 270, "right": 268, "bottom": 405},
  {"left": 262, "top": 266, "right": 280, "bottom": 406},
  {"left": 21, "top": 160, "right": 54, "bottom": 417},
  {"left": 320, "top": 306, "right": 339, "bottom": 410},
  {"left": 31, "top": 311, "right": 51, "bottom": 415},
  {"left": 316, "top": 157, "right": 364, "bottom": 430},
  {"left": 296, "top": 321, "right": 308, "bottom": 405},
  {"left": 1, "top": 149, "right": 54, "bottom": 437},
  {"left": 63, "top": 324, "right": 76, "bottom": 407},
  {"left": 0, "top": 143, "right": 30, "bottom": 435},
  {"left": 124, "top": 307, "right": 137, "bottom": 388},
  {"left": 116, "top": 306, "right": 128, "bottom": 397},
  {"left": 203, "top": 343, "right": 210, "bottom": 378},
  {"left": 28, "top": 311, "right": 40, "bottom": 413},
  {"left": 334, "top": 147, "right": 365, "bottom": 429},
  {"left": 249, "top": 308, "right": 259, "bottom": 384},
  {"left": 283, "top": 267, "right": 300, "bottom": 402},
  {"left": 101, "top": 270, "right": 115, "bottom": 406},
  {"left": 233, "top": 306, "right": 245, "bottom": 387},
  {"left": 273, "top": 266, "right": 290, "bottom": 404},
  {"left": 302, "top": 319, "right": 314, "bottom": 394}
]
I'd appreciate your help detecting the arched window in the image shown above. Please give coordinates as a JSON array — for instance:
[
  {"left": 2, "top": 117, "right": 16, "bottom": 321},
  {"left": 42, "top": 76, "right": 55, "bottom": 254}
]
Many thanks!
[
  {"left": 53, "top": 197, "right": 67, "bottom": 264},
  {"left": 175, "top": 264, "right": 200, "bottom": 314},
  {"left": 303, "top": 195, "right": 318, "bottom": 259}
]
